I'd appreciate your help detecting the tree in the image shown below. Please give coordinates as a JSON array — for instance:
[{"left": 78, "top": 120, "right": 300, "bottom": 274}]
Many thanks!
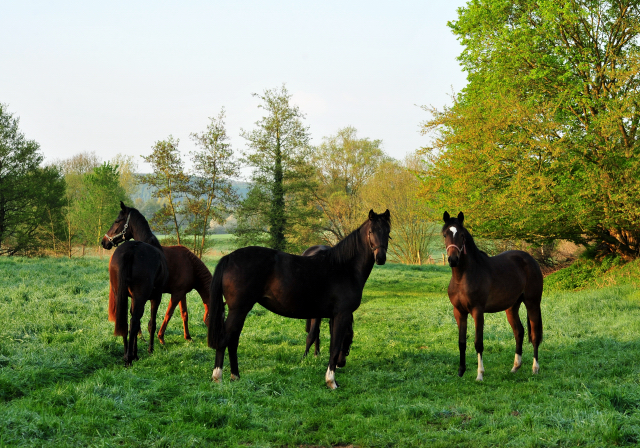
[
  {"left": 111, "top": 153, "right": 139, "bottom": 199},
  {"left": 78, "top": 162, "right": 128, "bottom": 249},
  {"left": 141, "top": 137, "right": 188, "bottom": 245},
  {"left": 422, "top": 0, "right": 640, "bottom": 258},
  {"left": 312, "top": 127, "right": 385, "bottom": 244},
  {"left": 0, "top": 104, "right": 66, "bottom": 255},
  {"left": 362, "top": 154, "right": 436, "bottom": 264},
  {"left": 186, "top": 109, "right": 239, "bottom": 257},
  {"left": 58, "top": 152, "right": 101, "bottom": 257},
  {"left": 236, "top": 85, "right": 320, "bottom": 252}
]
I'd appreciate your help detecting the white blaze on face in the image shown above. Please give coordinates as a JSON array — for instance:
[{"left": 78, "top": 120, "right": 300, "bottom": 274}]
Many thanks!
[
  {"left": 212, "top": 367, "right": 222, "bottom": 382},
  {"left": 476, "top": 353, "right": 485, "bottom": 381},
  {"left": 326, "top": 366, "right": 337, "bottom": 390},
  {"left": 449, "top": 226, "right": 458, "bottom": 238}
]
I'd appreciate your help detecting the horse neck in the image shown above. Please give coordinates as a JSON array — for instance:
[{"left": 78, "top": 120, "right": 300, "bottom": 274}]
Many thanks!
[
  {"left": 131, "top": 220, "right": 162, "bottom": 250},
  {"left": 450, "top": 239, "right": 483, "bottom": 281}
]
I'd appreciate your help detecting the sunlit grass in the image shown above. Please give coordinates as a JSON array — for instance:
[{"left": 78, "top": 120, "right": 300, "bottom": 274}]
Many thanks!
[{"left": 1, "top": 256, "right": 640, "bottom": 446}]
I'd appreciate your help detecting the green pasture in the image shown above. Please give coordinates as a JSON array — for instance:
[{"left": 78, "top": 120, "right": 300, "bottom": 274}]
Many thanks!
[{"left": 1, "top": 256, "right": 640, "bottom": 447}]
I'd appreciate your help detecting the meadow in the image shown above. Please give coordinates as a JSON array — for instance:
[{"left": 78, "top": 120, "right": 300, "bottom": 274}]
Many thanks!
[{"left": 1, "top": 255, "right": 640, "bottom": 447}]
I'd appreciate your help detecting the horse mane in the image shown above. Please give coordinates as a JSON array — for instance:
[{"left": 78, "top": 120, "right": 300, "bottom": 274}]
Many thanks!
[
  {"left": 322, "top": 222, "right": 367, "bottom": 265},
  {"left": 184, "top": 248, "right": 213, "bottom": 289},
  {"left": 128, "top": 207, "right": 162, "bottom": 250}
]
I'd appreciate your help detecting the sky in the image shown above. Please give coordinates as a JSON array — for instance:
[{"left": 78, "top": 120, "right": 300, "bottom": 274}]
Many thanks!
[{"left": 1, "top": 0, "right": 468, "bottom": 175}]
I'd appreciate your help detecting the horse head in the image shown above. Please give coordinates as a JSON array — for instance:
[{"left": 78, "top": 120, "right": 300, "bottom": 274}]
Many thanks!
[
  {"left": 101, "top": 201, "right": 134, "bottom": 250},
  {"left": 442, "top": 211, "right": 466, "bottom": 267},
  {"left": 367, "top": 209, "right": 391, "bottom": 265}
]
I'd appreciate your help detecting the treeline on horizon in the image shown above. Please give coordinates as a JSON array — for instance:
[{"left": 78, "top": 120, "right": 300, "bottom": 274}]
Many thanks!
[{"left": 2, "top": 0, "right": 639, "bottom": 263}]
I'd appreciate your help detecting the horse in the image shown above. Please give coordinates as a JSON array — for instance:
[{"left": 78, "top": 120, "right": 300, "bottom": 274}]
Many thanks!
[
  {"left": 302, "top": 245, "right": 354, "bottom": 368},
  {"left": 442, "top": 211, "right": 543, "bottom": 381},
  {"left": 208, "top": 209, "right": 391, "bottom": 389},
  {"left": 101, "top": 202, "right": 169, "bottom": 366},
  {"left": 156, "top": 246, "right": 212, "bottom": 345}
]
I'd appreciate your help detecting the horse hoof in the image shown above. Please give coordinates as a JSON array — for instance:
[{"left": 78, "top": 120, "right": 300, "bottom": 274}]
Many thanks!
[
  {"left": 532, "top": 358, "right": 539, "bottom": 374},
  {"left": 326, "top": 380, "right": 339, "bottom": 390},
  {"left": 510, "top": 366, "right": 520, "bottom": 373},
  {"left": 185, "top": 336, "right": 193, "bottom": 341},
  {"left": 476, "top": 374, "right": 483, "bottom": 381},
  {"left": 157, "top": 335, "right": 165, "bottom": 345},
  {"left": 212, "top": 367, "right": 223, "bottom": 383},
  {"left": 230, "top": 374, "right": 239, "bottom": 381},
  {"left": 325, "top": 367, "right": 338, "bottom": 389},
  {"left": 458, "top": 368, "right": 465, "bottom": 377}
]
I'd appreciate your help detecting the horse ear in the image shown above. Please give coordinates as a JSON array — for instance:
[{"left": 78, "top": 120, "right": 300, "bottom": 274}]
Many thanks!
[
  {"left": 457, "top": 211, "right": 464, "bottom": 225},
  {"left": 383, "top": 209, "right": 390, "bottom": 221},
  {"left": 120, "top": 201, "right": 126, "bottom": 211},
  {"left": 443, "top": 211, "right": 450, "bottom": 222},
  {"left": 368, "top": 209, "right": 376, "bottom": 220}
]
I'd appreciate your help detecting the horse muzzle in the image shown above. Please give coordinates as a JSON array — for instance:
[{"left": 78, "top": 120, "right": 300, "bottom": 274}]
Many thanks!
[
  {"left": 374, "top": 248, "right": 387, "bottom": 265},
  {"left": 101, "top": 236, "right": 114, "bottom": 250},
  {"left": 448, "top": 255, "right": 459, "bottom": 267}
]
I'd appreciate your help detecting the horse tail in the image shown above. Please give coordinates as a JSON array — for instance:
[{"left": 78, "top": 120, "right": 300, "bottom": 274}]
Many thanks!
[
  {"left": 208, "top": 255, "right": 229, "bottom": 349},
  {"left": 114, "top": 249, "right": 134, "bottom": 337}
]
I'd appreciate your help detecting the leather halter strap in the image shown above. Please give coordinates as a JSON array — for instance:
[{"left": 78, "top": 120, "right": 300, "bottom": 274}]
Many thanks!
[
  {"left": 368, "top": 230, "right": 387, "bottom": 252},
  {"left": 104, "top": 213, "right": 131, "bottom": 247},
  {"left": 446, "top": 243, "right": 466, "bottom": 255}
]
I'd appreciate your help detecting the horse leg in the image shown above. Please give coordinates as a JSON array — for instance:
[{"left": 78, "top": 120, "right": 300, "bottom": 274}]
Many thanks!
[
  {"left": 212, "top": 307, "right": 250, "bottom": 382},
  {"left": 178, "top": 297, "right": 192, "bottom": 341},
  {"left": 471, "top": 307, "right": 485, "bottom": 381},
  {"left": 157, "top": 295, "right": 180, "bottom": 345},
  {"left": 506, "top": 301, "right": 524, "bottom": 373},
  {"left": 326, "top": 313, "right": 350, "bottom": 389},
  {"left": 526, "top": 303, "right": 543, "bottom": 374},
  {"left": 453, "top": 307, "right": 468, "bottom": 377},
  {"left": 337, "top": 314, "right": 354, "bottom": 368},
  {"left": 304, "top": 318, "right": 321, "bottom": 358},
  {"left": 126, "top": 300, "right": 144, "bottom": 366},
  {"left": 147, "top": 295, "right": 161, "bottom": 354}
]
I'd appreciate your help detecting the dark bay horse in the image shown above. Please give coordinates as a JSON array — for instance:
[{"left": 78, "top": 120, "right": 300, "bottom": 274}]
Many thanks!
[
  {"left": 208, "top": 209, "right": 391, "bottom": 389},
  {"left": 156, "top": 246, "right": 212, "bottom": 344},
  {"left": 442, "top": 211, "right": 543, "bottom": 381},
  {"left": 101, "top": 202, "right": 169, "bottom": 366},
  {"left": 302, "top": 245, "right": 354, "bottom": 368}
]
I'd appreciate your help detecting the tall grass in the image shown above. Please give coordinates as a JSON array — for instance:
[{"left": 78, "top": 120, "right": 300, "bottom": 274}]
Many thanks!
[{"left": 1, "top": 256, "right": 639, "bottom": 446}]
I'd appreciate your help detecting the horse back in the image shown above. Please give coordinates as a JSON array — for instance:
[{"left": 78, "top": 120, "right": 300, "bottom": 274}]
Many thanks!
[
  {"left": 487, "top": 250, "right": 543, "bottom": 307},
  {"left": 223, "top": 246, "right": 359, "bottom": 318}
]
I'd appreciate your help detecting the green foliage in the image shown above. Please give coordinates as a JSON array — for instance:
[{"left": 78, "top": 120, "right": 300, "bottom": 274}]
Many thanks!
[
  {"left": 186, "top": 108, "right": 239, "bottom": 258},
  {"left": 2, "top": 257, "right": 640, "bottom": 446},
  {"left": 0, "top": 104, "right": 66, "bottom": 255},
  {"left": 422, "top": 0, "right": 640, "bottom": 258},
  {"left": 545, "top": 253, "right": 628, "bottom": 291},
  {"left": 141, "top": 136, "right": 188, "bottom": 244},
  {"left": 312, "top": 126, "right": 385, "bottom": 243},
  {"left": 235, "top": 85, "right": 320, "bottom": 252}
]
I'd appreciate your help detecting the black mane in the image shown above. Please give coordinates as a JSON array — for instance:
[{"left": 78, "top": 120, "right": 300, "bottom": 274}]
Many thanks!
[
  {"left": 128, "top": 207, "right": 162, "bottom": 250},
  {"left": 324, "top": 224, "right": 367, "bottom": 265}
]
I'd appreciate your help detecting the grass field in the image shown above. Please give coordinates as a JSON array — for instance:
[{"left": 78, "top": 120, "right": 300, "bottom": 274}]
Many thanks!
[{"left": 1, "top": 255, "right": 640, "bottom": 447}]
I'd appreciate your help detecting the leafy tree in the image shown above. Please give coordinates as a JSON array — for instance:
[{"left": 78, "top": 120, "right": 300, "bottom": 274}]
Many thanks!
[
  {"left": 186, "top": 109, "right": 239, "bottom": 257},
  {"left": 0, "top": 104, "right": 66, "bottom": 255},
  {"left": 111, "top": 153, "right": 139, "bottom": 198},
  {"left": 58, "top": 152, "right": 101, "bottom": 257},
  {"left": 422, "top": 0, "right": 640, "bottom": 258},
  {"left": 362, "top": 154, "right": 436, "bottom": 264},
  {"left": 141, "top": 137, "right": 188, "bottom": 244},
  {"left": 312, "top": 127, "right": 385, "bottom": 244},
  {"left": 79, "top": 162, "right": 128, "bottom": 248},
  {"left": 236, "top": 85, "right": 320, "bottom": 252}
]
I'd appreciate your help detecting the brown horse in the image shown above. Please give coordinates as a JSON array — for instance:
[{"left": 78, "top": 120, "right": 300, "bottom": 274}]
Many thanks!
[
  {"left": 302, "top": 245, "right": 354, "bottom": 368},
  {"left": 442, "top": 211, "right": 543, "bottom": 381},
  {"left": 101, "top": 202, "right": 169, "bottom": 366},
  {"left": 208, "top": 210, "right": 390, "bottom": 389},
  {"left": 156, "top": 246, "right": 212, "bottom": 344}
]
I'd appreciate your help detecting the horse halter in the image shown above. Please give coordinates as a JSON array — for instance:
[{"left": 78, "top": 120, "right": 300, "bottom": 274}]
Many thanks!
[
  {"left": 367, "top": 229, "right": 388, "bottom": 252},
  {"left": 446, "top": 243, "right": 466, "bottom": 256},
  {"left": 104, "top": 213, "right": 131, "bottom": 247}
]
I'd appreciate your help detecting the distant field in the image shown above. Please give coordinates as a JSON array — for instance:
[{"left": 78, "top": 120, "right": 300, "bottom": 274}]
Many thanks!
[{"left": 1, "top": 256, "right": 640, "bottom": 446}]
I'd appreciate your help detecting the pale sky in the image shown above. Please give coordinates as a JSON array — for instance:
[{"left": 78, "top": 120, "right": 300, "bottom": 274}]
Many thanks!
[{"left": 1, "top": 1, "right": 468, "bottom": 175}]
